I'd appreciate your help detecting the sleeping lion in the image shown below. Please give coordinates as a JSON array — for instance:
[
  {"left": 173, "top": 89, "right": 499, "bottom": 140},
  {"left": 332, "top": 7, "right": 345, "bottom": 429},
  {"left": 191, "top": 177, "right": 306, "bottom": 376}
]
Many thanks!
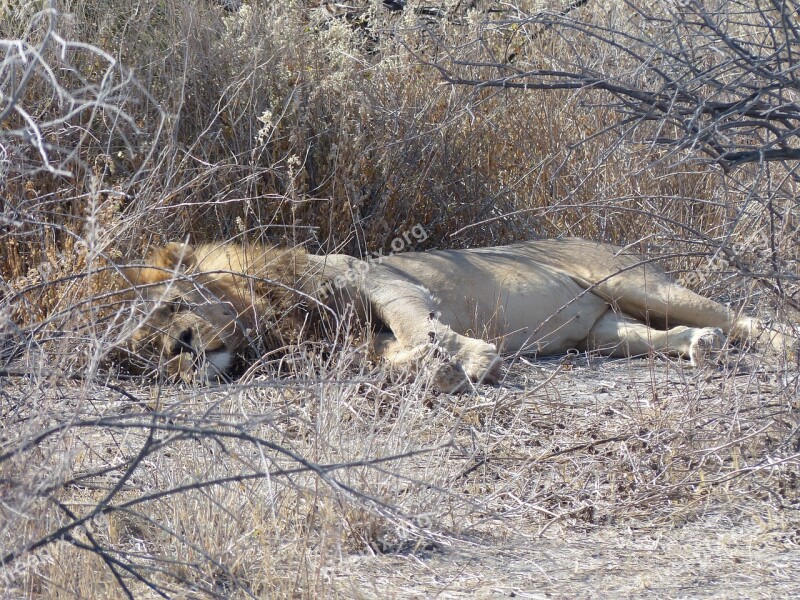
[{"left": 119, "top": 238, "right": 796, "bottom": 390}]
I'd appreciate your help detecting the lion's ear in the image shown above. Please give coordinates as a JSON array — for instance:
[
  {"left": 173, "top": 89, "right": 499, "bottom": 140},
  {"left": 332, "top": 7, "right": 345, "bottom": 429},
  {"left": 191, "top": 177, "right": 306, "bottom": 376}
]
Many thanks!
[
  {"left": 119, "top": 266, "right": 169, "bottom": 286},
  {"left": 149, "top": 242, "right": 198, "bottom": 272},
  {"left": 116, "top": 243, "right": 196, "bottom": 288}
]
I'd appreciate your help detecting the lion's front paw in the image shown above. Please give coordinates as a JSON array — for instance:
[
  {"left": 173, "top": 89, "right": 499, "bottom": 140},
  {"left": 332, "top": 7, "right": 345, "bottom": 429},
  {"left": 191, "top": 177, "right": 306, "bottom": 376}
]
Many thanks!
[
  {"left": 381, "top": 337, "right": 503, "bottom": 393},
  {"left": 430, "top": 350, "right": 502, "bottom": 393},
  {"left": 455, "top": 341, "right": 503, "bottom": 385},
  {"left": 688, "top": 327, "right": 725, "bottom": 366},
  {"left": 430, "top": 360, "right": 470, "bottom": 393},
  {"left": 417, "top": 344, "right": 474, "bottom": 393}
]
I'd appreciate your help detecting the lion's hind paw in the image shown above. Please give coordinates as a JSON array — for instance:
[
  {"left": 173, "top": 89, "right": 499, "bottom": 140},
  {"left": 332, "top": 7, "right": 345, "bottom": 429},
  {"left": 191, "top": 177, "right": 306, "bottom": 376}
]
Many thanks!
[{"left": 688, "top": 327, "right": 726, "bottom": 367}]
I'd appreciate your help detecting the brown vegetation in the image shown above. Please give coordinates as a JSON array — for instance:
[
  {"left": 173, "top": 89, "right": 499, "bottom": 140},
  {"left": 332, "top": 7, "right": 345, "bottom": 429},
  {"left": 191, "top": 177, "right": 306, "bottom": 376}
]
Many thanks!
[{"left": 2, "top": 0, "right": 798, "bottom": 597}]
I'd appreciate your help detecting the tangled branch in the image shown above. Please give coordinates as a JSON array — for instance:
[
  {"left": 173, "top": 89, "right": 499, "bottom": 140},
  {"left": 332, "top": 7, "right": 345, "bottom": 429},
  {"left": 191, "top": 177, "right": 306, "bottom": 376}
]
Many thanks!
[
  {"left": 428, "top": 0, "right": 800, "bottom": 170},
  {"left": 0, "top": 4, "right": 162, "bottom": 180}
]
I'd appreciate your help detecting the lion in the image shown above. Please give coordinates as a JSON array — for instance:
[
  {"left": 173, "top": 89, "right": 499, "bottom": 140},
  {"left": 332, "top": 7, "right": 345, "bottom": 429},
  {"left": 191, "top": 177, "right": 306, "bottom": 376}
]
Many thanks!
[{"left": 118, "top": 238, "right": 797, "bottom": 390}]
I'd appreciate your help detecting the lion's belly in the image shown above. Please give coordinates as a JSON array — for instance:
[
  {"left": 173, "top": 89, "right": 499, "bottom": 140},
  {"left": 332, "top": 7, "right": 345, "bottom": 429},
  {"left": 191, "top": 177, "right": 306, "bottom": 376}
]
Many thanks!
[
  {"left": 381, "top": 250, "right": 610, "bottom": 355},
  {"left": 433, "top": 269, "right": 608, "bottom": 355}
]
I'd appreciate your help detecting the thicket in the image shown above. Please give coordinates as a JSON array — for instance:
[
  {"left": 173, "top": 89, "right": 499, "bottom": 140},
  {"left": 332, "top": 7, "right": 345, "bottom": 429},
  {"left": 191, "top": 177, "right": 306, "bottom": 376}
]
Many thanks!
[{"left": 3, "top": 1, "right": 798, "bottom": 345}]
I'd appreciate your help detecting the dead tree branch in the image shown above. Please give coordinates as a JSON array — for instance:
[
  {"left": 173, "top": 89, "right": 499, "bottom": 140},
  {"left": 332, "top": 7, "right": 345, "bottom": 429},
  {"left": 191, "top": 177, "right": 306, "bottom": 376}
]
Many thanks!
[{"left": 428, "top": 0, "right": 800, "bottom": 170}]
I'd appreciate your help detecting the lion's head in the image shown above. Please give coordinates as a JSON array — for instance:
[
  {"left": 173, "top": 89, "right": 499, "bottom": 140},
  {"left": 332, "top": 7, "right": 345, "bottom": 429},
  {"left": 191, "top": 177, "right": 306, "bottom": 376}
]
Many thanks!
[{"left": 119, "top": 242, "right": 310, "bottom": 382}]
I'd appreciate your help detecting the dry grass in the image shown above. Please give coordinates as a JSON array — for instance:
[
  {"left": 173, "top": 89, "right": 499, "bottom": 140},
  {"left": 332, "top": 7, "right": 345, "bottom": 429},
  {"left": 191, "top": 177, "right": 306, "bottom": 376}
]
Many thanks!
[
  {"left": 3, "top": 355, "right": 798, "bottom": 597},
  {"left": 2, "top": 0, "right": 799, "bottom": 597}
]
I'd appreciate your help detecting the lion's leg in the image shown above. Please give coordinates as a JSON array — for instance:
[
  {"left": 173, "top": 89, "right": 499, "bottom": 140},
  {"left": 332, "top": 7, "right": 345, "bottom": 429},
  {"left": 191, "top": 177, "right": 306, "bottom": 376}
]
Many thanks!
[
  {"left": 586, "top": 310, "right": 726, "bottom": 366},
  {"left": 605, "top": 276, "right": 740, "bottom": 331},
  {"left": 603, "top": 276, "right": 795, "bottom": 353},
  {"left": 364, "top": 280, "right": 502, "bottom": 389}
]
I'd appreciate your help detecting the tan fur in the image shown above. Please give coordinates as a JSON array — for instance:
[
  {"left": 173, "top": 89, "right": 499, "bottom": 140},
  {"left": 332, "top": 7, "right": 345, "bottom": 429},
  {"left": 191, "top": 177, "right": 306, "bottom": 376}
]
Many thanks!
[
  {"left": 120, "top": 242, "right": 316, "bottom": 380},
  {"left": 119, "top": 238, "right": 797, "bottom": 390}
]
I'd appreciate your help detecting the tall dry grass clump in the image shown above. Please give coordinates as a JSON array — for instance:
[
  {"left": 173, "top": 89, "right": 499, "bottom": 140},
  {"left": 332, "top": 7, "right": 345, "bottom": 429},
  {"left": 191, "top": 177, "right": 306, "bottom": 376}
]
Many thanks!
[
  {"left": 3, "top": 2, "right": 797, "bottom": 333},
  {"left": 2, "top": 1, "right": 799, "bottom": 597}
]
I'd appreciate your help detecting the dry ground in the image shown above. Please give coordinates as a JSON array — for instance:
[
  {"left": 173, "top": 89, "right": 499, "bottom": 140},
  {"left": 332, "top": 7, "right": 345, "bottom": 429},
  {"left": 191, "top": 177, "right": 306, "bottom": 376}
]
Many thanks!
[{"left": 3, "top": 352, "right": 798, "bottom": 598}]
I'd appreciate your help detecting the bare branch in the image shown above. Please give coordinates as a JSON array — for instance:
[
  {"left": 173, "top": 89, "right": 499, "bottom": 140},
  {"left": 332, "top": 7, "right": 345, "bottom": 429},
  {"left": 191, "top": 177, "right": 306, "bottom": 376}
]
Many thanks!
[
  {"left": 427, "top": 0, "right": 800, "bottom": 169},
  {"left": 0, "top": 5, "right": 163, "bottom": 178}
]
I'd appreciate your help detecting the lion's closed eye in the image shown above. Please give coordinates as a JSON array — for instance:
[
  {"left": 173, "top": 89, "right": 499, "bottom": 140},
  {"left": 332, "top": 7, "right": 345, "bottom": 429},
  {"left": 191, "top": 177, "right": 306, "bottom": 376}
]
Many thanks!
[{"left": 167, "top": 297, "right": 200, "bottom": 313}]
